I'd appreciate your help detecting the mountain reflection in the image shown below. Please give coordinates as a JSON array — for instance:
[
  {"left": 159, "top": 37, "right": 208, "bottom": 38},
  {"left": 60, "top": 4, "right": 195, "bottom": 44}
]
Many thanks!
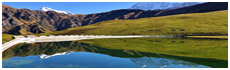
[
  {"left": 2, "top": 38, "right": 228, "bottom": 68},
  {"left": 38, "top": 51, "right": 73, "bottom": 59},
  {"left": 130, "top": 57, "right": 204, "bottom": 68}
]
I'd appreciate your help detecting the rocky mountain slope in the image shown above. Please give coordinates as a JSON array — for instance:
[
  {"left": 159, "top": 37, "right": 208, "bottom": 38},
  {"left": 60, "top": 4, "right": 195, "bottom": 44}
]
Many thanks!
[{"left": 2, "top": 2, "right": 228, "bottom": 35}]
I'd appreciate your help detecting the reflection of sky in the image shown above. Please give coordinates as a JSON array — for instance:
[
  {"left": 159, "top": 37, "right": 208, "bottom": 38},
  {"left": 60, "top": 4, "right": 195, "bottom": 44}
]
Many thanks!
[{"left": 2, "top": 52, "right": 210, "bottom": 68}]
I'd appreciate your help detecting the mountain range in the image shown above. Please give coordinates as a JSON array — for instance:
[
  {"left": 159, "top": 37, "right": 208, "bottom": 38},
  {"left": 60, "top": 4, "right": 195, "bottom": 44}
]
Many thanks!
[
  {"left": 130, "top": 2, "right": 204, "bottom": 10},
  {"left": 2, "top": 2, "right": 228, "bottom": 35}
]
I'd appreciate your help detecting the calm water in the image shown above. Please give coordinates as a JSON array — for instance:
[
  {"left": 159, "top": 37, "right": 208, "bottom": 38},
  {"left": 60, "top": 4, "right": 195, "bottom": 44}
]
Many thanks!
[{"left": 2, "top": 38, "right": 228, "bottom": 68}]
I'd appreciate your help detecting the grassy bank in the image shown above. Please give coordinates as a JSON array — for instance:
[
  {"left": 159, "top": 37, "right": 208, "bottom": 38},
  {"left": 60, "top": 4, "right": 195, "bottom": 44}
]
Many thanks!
[
  {"left": 185, "top": 36, "right": 228, "bottom": 39},
  {"left": 2, "top": 34, "right": 16, "bottom": 44}
]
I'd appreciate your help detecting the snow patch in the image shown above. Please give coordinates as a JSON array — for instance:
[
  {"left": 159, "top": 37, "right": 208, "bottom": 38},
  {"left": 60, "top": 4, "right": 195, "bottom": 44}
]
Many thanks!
[{"left": 39, "top": 7, "right": 74, "bottom": 15}]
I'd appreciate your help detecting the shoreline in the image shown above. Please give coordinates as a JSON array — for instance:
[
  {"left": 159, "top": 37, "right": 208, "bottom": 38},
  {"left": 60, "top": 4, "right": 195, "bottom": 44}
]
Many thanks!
[{"left": 184, "top": 36, "right": 228, "bottom": 39}]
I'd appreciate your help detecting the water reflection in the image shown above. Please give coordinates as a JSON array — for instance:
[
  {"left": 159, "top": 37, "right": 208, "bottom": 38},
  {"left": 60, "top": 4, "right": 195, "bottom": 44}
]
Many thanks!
[
  {"left": 129, "top": 57, "right": 207, "bottom": 68},
  {"left": 38, "top": 51, "right": 72, "bottom": 59},
  {"left": 3, "top": 51, "right": 210, "bottom": 68},
  {"left": 2, "top": 38, "right": 228, "bottom": 68}
]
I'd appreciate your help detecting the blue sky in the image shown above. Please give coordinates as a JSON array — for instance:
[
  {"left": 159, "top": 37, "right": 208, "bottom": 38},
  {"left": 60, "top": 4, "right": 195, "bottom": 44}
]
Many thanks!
[{"left": 2, "top": 2, "right": 137, "bottom": 14}]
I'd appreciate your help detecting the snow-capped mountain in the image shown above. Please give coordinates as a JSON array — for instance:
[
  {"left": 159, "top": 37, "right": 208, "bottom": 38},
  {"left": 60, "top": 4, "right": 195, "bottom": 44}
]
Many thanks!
[
  {"left": 130, "top": 2, "right": 205, "bottom": 10},
  {"left": 39, "top": 7, "right": 73, "bottom": 15}
]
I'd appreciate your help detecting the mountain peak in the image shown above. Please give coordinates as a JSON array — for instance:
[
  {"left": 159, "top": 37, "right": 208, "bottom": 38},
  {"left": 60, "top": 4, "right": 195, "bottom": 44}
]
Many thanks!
[
  {"left": 40, "top": 7, "right": 53, "bottom": 11},
  {"left": 39, "top": 7, "right": 74, "bottom": 15}
]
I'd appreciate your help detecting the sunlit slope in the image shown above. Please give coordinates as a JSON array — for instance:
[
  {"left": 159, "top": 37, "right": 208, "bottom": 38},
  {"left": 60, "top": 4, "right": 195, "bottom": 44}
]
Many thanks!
[
  {"left": 2, "top": 10, "right": 228, "bottom": 43},
  {"left": 38, "top": 10, "right": 228, "bottom": 36}
]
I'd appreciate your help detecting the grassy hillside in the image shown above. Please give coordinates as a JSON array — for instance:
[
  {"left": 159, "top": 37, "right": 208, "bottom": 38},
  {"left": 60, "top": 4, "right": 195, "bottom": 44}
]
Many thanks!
[
  {"left": 2, "top": 10, "right": 228, "bottom": 43},
  {"left": 37, "top": 10, "right": 228, "bottom": 36}
]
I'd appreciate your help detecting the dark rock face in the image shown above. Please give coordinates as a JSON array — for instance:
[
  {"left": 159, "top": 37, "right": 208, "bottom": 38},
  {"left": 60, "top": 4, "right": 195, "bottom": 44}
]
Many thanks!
[
  {"left": 2, "top": 2, "right": 228, "bottom": 35},
  {"left": 2, "top": 5, "right": 78, "bottom": 34}
]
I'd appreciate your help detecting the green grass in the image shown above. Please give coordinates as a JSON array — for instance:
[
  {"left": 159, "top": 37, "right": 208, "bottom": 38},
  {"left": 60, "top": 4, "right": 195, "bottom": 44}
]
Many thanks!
[
  {"left": 2, "top": 34, "right": 17, "bottom": 44},
  {"left": 77, "top": 38, "right": 228, "bottom": 61},
  {"left": 37, "top": 10, "right": 228, "bottom": 36}
]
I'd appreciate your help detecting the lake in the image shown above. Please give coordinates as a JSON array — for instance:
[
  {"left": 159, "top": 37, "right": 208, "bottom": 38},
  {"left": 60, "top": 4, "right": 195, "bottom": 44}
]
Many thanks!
[{"left": 2, "top": 38, "right": 228, "bottom": 68}]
